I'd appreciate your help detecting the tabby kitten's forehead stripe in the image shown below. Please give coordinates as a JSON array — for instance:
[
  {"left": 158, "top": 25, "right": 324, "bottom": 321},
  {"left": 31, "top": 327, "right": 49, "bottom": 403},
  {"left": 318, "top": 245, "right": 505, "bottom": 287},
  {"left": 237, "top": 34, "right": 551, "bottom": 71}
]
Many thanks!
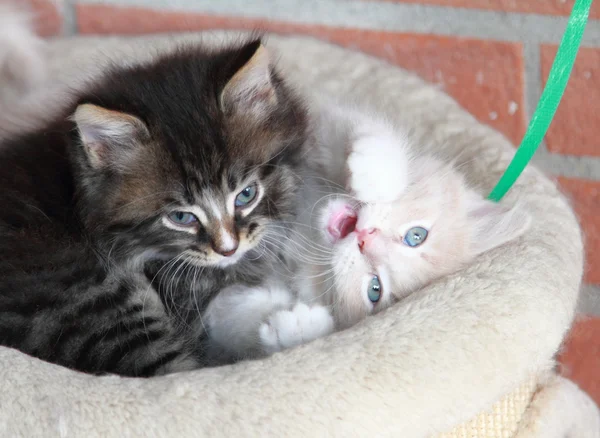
[
  {"left": 207, "top": 197, "right": 224, "bottom": 221},
  {"left": 0, "top": 35, "right": 310, "bottom": 376}
]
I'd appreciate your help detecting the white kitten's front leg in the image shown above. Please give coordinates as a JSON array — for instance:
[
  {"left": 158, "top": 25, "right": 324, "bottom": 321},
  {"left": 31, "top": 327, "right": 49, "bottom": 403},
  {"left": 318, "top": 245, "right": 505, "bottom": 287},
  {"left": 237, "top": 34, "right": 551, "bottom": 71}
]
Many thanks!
[
  {"left": 259, "top": 303, "right": 335, "bottom": 355},
  {"left": 204, "top": 282, "right": 295, "bottom": 361},
  {"left": 347, "top": 128, "right": 411, "bottom": 203}
]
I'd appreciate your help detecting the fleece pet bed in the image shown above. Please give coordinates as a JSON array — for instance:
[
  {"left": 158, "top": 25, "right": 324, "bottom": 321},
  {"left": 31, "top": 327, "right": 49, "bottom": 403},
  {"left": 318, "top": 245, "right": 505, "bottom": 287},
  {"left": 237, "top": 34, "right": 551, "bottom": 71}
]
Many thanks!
[{"left": 0, "top": 33, "right": 598, "bottom": 437}]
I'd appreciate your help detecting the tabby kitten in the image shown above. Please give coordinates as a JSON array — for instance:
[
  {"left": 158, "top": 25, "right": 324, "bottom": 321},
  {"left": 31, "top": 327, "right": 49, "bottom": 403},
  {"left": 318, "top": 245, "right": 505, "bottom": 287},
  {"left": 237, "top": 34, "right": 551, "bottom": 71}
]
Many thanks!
[{"left": 0, "top": 37, "right": 310, "bottom": 376}]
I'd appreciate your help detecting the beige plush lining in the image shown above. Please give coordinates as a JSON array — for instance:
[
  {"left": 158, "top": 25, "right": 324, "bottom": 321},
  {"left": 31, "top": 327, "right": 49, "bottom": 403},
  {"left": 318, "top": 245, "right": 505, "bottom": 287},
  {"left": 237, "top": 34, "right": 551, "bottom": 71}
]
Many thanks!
[{"left": 0, "top": 33, "right": 596, "bottom": 437}]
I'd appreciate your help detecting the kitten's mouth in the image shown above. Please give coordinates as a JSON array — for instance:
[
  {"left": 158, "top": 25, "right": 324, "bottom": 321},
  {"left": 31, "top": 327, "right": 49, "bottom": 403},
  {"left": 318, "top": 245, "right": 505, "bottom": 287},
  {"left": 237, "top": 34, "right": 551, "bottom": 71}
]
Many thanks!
[{"left": 327, "top": 206, "right": 357, "bottom": 243}]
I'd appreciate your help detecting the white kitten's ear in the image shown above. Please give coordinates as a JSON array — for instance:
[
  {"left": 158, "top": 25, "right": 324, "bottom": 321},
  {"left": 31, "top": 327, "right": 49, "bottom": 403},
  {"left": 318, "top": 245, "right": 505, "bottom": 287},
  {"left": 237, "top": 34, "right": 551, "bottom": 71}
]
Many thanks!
[
  {"left": 220, "top": 40, "right": 277, "bottom": 118},
  {"left": 72, "top": 103, "right": 150, "bottom": 169},
  {"left": 467, "top": 196, "right": 531, "bottom": 255}
]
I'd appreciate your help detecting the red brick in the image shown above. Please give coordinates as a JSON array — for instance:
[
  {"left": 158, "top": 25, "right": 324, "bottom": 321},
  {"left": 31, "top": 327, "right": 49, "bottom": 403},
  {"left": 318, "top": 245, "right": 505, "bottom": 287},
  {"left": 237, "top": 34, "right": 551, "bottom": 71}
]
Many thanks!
[
  {"left": 542, "top": 46, "right": 600, "bottom": 157},
  {"left": 77, "top": 5, "right": 526, "bottom": 145},
  {"left": 558, "top": 316, "right": 600, "bottom": 407},
  {"left": 558, "top": 177, "right": 600, "bottom": 285},
  {"left": 310, "top": 30, "right": 525, "bottom": 146},
  {"left": 23, "top": 0, "right": 62, "bottom": 37},
  {"left": 378, "top": 1, "right": 600, "bottom": 19}
]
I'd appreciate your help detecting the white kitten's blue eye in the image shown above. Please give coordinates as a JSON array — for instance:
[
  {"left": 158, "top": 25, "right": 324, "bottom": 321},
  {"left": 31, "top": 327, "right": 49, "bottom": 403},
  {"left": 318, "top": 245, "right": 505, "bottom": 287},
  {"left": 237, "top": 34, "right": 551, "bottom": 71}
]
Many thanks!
[
  {"left": 403, "top": 226, "right": 428, "bottom": 247},
  {"left": 235, "top": 184, "right": 258, "bottom": 208},
  {"left": 367, "top": 275, "right": 382, "bottom": 303},
  {"left": 167, "top": 211, "right": 198, "bottom": 226}
]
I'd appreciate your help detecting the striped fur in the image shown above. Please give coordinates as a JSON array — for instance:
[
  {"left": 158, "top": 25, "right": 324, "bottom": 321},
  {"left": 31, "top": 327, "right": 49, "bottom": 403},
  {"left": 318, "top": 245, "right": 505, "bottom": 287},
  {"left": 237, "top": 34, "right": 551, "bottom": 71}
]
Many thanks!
[{"left": 0, "top": 39, "right": 309, "bottom": 376}]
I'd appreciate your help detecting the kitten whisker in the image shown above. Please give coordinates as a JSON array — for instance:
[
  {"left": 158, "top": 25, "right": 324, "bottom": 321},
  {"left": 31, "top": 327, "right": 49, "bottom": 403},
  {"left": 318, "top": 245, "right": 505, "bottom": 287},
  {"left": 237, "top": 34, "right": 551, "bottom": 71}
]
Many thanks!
[
  {"left": 261, "top": 236, "right": 331, "bottom": 265},
  {"left": 258, "top": 245, "right": 291, "bottom": 274},
  {"left": 294, "top": 268, "right": 336, "bottom": 282},
  {"left": 185, "top": 254, "right": 207, "bottom": 335},
  {"left": 308, "top": 193, "right": 361, "bottom": 218},
  {"left": 265, "top": 225, "right": 333, "bottom": 255},
  {"left": 160, "top": 253, "right": 195, "bottom": 329},
  {"left": 309, "top": 275, "right": 338, "bottom": 303}
]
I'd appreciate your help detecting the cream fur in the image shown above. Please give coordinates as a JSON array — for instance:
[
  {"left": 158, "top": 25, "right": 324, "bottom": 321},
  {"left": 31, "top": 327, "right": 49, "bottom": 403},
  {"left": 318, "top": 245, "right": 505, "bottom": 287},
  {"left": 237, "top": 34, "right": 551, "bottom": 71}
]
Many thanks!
[
  {"left": 515, "top": 374, "right": 600, "bottom": 438},
  {"left": 259, "top": 302, "right": 335, "bottom": 354},
  {"left": 346, "top": 116, "right": 411, "bottom": 202},
  {"left": 0, "top": 32, "right": 595, "bottom": 437}
]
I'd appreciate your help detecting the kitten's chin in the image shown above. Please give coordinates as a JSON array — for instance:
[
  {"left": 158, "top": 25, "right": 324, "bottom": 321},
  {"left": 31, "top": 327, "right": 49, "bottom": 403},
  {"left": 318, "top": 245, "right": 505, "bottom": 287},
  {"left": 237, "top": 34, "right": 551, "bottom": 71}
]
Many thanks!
[
  {"left": 214, "top": 251, "right": 245, "bottom": 268},
  {"left": 206, "top": 246, "right": 257, "bottom": 269}
]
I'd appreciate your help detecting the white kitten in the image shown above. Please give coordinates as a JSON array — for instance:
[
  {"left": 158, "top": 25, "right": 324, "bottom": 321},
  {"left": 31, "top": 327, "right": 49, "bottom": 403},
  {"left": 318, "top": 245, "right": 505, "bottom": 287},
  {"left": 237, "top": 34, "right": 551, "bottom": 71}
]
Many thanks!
[{"left": 319, "top": 152, "right": 531, "bottom": 329}]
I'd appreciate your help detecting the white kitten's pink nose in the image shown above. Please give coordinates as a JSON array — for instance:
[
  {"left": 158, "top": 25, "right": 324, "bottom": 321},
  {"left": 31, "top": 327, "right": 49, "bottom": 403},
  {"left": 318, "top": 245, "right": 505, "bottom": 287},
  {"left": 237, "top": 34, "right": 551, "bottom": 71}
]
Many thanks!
[{"left": 357, "top": 228, "right": 378, "bottom": 253}]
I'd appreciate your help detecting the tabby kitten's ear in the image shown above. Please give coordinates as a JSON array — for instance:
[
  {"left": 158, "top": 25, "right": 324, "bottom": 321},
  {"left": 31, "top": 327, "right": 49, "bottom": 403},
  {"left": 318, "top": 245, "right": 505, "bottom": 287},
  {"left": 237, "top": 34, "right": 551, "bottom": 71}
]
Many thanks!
[
  {"left": 220, "top": 40, "right": 277, "bottom": 118},
  {"left": 72, "top": 103, "right": 150, "bottom": 169}
]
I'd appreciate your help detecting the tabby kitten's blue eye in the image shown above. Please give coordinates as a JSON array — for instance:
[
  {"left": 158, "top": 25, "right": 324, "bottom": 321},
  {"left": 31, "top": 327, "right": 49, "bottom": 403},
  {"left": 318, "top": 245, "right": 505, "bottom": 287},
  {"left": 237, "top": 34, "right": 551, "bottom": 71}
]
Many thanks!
[
  {"left": 367, "top": 275, "right": 382, "bottom": 303},
  {"left": 235, "top": 184, "right": 258, "bottom": 208},
  {"left": 403, "top": 226, "right": 428, "bottom": 247},
  {"left": 167, "top": 211, "right": 198, "bottom": 226}
]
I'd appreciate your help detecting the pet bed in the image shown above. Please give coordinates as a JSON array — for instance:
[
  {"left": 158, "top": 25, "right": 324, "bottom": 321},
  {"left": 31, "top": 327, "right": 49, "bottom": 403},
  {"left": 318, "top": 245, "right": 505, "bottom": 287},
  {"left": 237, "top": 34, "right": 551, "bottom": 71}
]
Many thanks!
[{"left": 0, "top": 33, "right": 598, "bottom": 437}]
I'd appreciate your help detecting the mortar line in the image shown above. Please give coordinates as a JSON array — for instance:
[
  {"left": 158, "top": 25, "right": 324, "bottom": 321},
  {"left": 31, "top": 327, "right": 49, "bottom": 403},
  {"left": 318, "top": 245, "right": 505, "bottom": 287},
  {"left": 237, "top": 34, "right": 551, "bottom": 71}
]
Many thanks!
[
  {"left": 579, "top": 284, "right": 600, "bottom": 317},
  {"left": 73, "top": 0, "right": 600, "bottom": 46},
  {"left": 521, "top": 40, "right": 551, "bottom": 164},
  {"left": 61, "top": 0, "right": 79, "bottom": 36}
]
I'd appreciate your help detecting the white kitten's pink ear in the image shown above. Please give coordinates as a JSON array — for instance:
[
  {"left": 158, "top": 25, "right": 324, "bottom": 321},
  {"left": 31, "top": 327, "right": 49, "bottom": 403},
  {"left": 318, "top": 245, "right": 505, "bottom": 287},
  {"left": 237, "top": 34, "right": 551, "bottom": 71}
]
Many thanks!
[
  {"left": 72, "top": 103, "right": 150, "bottom": 169},
  {"left": 220, "top": 40, "right": 277, "bottom": 118},
  {"left": 467, "top": 196, "right": 531, "bottom": 256}
]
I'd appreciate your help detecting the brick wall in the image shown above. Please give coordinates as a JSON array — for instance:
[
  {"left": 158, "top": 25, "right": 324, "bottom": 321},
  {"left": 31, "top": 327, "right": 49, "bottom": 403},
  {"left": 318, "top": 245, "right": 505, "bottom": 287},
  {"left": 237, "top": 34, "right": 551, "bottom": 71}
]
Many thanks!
[{"left": 23, "top": 0, "right": 600, "bottom": 403}]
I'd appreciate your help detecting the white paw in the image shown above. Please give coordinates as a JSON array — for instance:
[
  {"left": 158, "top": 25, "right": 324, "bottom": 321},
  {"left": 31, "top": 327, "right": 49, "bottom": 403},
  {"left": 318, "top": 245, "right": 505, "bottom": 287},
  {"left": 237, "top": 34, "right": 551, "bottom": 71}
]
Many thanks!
[
  {"left": 259, "top": 303, "right": 334, "bottom": 355},
  {"left": 347, "top": 132, "right": 410, "bottom": 203}
]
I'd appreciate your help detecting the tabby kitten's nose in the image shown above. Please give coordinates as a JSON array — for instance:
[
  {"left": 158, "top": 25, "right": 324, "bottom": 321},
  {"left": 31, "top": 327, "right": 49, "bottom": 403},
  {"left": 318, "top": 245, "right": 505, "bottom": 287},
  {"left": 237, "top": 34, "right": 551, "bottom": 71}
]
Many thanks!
[
  {"left": 219, "top": 246, "right": 238, "bottom": 257},
  {"left": 212, "top": 240, "right": 239, "bottom": 257},
  {"left": 211, "top": 224, "right": 239, "bottom": 257}
]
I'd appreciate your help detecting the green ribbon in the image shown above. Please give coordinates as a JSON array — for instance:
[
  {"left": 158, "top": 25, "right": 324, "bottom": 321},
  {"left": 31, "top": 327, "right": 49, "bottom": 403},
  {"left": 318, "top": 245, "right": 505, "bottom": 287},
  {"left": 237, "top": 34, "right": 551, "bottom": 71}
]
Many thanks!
[{"left": 488, "top": 0, "right": 593, "bottom": 202}]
